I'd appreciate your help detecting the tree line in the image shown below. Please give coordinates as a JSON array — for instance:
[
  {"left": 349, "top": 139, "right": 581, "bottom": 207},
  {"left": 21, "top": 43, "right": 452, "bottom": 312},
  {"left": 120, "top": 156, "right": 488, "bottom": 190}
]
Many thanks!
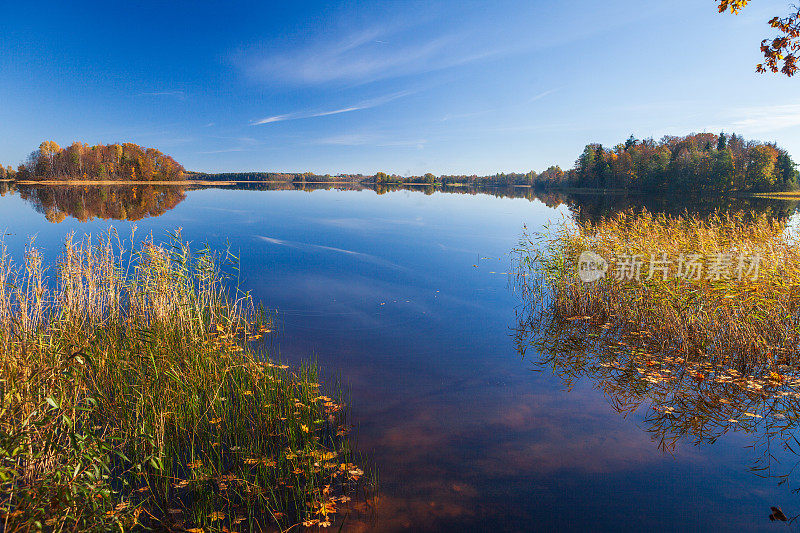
[
  {"left": 3, "top": 134, "right": 796, "bottom": 194},
  {"left": 370, "top": 133, "right": 798, "bottom": 194},
  {"left": 1, "top": 142, "right": 184, "bottom": 181},
  {"left": 188, "top": 171, "right": 365, "bottom": 183},
  {"left": 564, "top": 133, "right": 798, "bottom": 193}
]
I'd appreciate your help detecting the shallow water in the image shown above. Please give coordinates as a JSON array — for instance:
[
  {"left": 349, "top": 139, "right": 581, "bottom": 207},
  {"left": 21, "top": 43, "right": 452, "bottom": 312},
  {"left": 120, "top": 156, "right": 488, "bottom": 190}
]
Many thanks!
[{"left": 1, "top": 184, "right": 798, "bottom": 531}]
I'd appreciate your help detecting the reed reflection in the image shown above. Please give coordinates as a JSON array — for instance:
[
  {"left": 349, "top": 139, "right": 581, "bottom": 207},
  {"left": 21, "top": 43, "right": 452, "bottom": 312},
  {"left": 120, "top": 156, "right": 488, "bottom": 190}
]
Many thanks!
[{"left": 512, "top": 209, "right": 800, "bottom": 522}]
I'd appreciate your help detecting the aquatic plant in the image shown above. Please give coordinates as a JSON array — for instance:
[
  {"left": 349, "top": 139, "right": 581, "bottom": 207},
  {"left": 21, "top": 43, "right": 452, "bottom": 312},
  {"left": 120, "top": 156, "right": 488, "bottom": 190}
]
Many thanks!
[
  {"left": 513, "top": 210, "right": 800, "bottom": 520},
  {"left": 515, "top": 209, "right": 800, "bottom": 364},
  {"left": 512, "top": 291, "right": 800, "bottom": 520},
  {"left": 0, "top": 231, "right": 365, "bottom": 531}
]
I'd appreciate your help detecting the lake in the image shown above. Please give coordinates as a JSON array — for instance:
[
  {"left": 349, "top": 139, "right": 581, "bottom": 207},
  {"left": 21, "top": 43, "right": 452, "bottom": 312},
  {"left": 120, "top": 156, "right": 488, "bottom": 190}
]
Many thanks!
[{"left": 1, "top": 183, "right": 799, "bottom": 531}]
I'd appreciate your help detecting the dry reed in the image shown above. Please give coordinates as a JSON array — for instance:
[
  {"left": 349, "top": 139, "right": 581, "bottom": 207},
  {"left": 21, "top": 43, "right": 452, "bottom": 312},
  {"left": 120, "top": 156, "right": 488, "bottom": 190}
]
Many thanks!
[
  {"left": 515, "top": 209, "right": 800, "bottom": 365},
  {"left": 0, "top": 231, "right": 365, "bottom": 531}
]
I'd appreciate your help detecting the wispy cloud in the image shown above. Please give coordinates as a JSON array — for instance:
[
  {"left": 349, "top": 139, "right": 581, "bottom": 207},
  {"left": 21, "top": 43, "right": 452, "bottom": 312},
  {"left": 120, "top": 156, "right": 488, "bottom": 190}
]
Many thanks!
[
  {"left": 441, "top": 87, "right": 557, "bottom": 122},
  {"left": 251, "top": 90, "right": 413, "bottom": 126},
  {"left": 690, "top": 103, "right": 800, "bottom": 137},
  {"left": 253, "top": 114, "right": 293, "bottom": 125},
  {"left": 255, "top": 235, "right": 408, "bottom": 271},
  {"left": 727, "top": 104, "right": 800, "bottom": 133},
  {"left": 238, "top": 25, "right": 500, "bottom": 86},
  {"left": 528, "top": 88, "right": 558, "bottom": 103}
]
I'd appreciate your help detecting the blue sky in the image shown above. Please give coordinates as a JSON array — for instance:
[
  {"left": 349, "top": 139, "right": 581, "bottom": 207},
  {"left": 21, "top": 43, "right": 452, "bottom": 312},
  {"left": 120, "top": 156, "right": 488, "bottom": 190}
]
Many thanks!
[{"left": 1, "top": 0, "right": 799, "bottom": 175}]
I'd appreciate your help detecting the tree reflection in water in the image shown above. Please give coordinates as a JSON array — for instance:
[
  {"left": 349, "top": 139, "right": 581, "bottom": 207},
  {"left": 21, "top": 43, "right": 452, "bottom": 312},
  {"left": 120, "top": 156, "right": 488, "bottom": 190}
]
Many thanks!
[{"left": 15, "top": 184, "right": 187, "bottom": 222}]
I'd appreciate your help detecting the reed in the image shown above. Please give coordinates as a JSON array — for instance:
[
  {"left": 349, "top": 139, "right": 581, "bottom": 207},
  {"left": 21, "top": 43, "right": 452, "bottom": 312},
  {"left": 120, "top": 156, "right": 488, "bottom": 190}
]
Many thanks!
[
  {"left": 0, "top": 231, "right": 364, "bottom": 531},
  {"left": 515, "top": 209, "right": 800, "bottom": 365}
]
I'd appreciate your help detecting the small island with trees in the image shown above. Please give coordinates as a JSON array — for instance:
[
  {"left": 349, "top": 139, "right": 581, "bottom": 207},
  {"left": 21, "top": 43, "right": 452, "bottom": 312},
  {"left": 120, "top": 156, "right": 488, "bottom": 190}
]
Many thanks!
[{"left": 1, "top": 141, "right": 185, "bottom": 182}]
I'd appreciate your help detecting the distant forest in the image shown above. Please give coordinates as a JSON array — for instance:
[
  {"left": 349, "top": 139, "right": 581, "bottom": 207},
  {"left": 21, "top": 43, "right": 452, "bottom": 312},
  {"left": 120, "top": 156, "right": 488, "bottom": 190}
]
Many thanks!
[
  {"left": 192, "top": 133, "right": 799, "bottom": 194},
  {"left": 186, "top": 171, "right": 367, "bottom": 183},
  {"left": 382, "top": 133, "right": 798, "bottom": 194},
  {"left": 4, "top": 133, "right": 797, "bottom": 193},
  {"left": 2, "top": 142, "right": 184, "bottom": 181}
]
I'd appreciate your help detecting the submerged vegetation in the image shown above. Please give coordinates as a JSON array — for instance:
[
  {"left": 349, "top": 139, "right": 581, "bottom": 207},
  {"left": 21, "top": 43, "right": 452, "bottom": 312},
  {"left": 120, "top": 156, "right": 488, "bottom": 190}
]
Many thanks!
[
  {"left": 0, "top": 232, "right": 365, "bottom": 531},
  {"left": 513, "top": 251, "right": 800, "bottom": 520}
]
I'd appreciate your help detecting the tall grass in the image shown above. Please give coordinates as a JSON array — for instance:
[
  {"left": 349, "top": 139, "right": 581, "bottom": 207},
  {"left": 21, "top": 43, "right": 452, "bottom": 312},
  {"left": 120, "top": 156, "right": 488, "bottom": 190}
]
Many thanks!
[
  {"left": 0, "top": 231, "right": 365, "bottom": 531},
  {"left": 515, "top": 210, "right": 800, "bottom": 365}
]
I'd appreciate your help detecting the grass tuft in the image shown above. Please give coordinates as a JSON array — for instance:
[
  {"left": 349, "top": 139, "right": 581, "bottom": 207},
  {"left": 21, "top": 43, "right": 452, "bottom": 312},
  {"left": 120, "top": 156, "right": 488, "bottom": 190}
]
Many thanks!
[
  {"left": 0, "top": 231, "right": 365, "bottom": 531},
  {"left": 515, "top": 209, "right": 800, "bottom": 365}
]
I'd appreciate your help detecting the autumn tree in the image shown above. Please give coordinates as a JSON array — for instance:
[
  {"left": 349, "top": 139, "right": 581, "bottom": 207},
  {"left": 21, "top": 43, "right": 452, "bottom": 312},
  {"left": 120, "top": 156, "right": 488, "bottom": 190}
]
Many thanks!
[
  {"left": 555, "top": 132, "right": 796, "bottom": 193},
  {"left": 13, "top": 142, "right": 185, "bottom": 181},
  {"left": 718, "top": 0, "right": 800, "bottom": 76}
]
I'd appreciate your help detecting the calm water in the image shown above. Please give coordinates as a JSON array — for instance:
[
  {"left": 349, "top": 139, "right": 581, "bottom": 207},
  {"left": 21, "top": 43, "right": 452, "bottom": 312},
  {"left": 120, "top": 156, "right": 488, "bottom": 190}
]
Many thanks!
[{"left": 1, "top": 184, "right": 799, "bottom": 531}]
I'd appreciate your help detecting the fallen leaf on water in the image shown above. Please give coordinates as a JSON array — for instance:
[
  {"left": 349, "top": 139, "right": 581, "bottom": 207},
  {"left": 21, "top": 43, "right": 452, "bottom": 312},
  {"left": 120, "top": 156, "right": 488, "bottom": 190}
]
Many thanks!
[{"left": 770, "top": 506, "right": 788, "bottom": 521}]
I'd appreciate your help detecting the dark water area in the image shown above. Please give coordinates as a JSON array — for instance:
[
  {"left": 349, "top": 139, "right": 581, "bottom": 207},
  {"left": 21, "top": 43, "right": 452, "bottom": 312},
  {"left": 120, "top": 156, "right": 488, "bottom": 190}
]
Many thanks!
[{"left": 1, "top": 183, "right": 799, "bottom": 531}]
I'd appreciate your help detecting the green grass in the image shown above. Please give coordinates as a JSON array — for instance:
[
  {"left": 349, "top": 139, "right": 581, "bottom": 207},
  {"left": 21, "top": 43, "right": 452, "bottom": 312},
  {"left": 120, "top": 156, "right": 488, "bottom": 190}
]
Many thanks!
[{"left": 0, "top": 231, "right": 366, "bottom": 531}]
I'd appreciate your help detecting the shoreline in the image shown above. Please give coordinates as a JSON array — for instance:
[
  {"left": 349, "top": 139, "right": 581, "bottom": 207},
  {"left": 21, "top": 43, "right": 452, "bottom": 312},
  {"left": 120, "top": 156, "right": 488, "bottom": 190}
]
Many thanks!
[
  {"left": 6, "top": 180, "right": 800, "bottom": 199},
  {"left": 12, "top": 179, "right": 237, "bottom": 186}
]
